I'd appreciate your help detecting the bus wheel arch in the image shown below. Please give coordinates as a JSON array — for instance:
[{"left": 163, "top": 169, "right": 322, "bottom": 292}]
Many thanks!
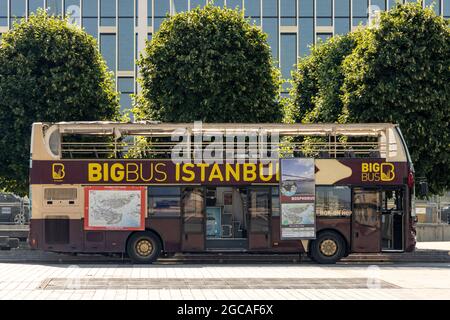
[
  {"left": 126, "top": 230, "right": 163, "bottom": 264},
  {"left": 309, "top": 229, "right": 347, "bottom": 264}
]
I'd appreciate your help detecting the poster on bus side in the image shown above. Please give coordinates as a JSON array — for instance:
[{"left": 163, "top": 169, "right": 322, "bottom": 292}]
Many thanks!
[
  {"left": 84, "top": 186, "right": 146, "bottom": 231},
  {"left": 279, "top": 158, "right": 316, "bottom": 239}
]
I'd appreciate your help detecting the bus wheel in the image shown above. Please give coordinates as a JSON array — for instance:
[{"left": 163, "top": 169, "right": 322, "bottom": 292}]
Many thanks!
[
  {"left": 127, "top": 232, "right": 161, "bottom": 264},
  {"left": 310, "top": 231, "right": 346, "bottom": 264}
]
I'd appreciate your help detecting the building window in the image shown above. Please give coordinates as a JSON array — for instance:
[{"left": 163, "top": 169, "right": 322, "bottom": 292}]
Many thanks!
[
  {"left": 280, "top": 0, "right": 296, "bottom": 26},
  {"left": 118, "top": 77, "right": 134, "bottom": 113},
  {"left": 10, "top": 0, "right": 26, "bottom": 26},
  {"left": 424, "top": 0, "right": 440, "bottom": 15},
  {"left": 335, "top": 17, "right": 350, "bottom": 35},
  {"left": 65, "top": 0, "right": 80, "bottom": 25},
  {"left": 100, "top": 33, "right": 116, "bottom": 72},
  {"left": 154, "top": 0, "right": 170, "bottom": 31},
  {"left": 47, "top": 0, "right": 63, "bottom": 16},
  {"left": 445, "top": 0, "right": 450, "bottom": 18},
  {"left": 82, "top": 0, "right": 98, "bottom": 39},
  {"left": 173, "top": 0, "right": 188, "bottom": 13},
  {"left": 353, "top": 0, "right": 369, "bottom": 26},
  {"left": 0, "top": 0, "right": 7, "bottom": 26},
  {"left": 298, "top": 17, "right": 314, "bottom": 56},
  {"left": 227, "top": 0, "right": 242, "bottom": 10},
  {"left": 316, "top": 0, "right": 333, "bottom": 26},
  {"left": 148, "top": 187, "right": 181, "bottom": 217},
  {"left": 316, "top": 32, "right": 332, "bottom": 43},
  {"left": 335, "top": 0, "right": 350, "bottom": 17},
  {"left": 316, "top": 186, "right": 352, "bottom": 217},
  {"left": 118, "top": 0, "right": 134, "bottom": 71},
  {"left": 211, "top": 0, "right": 224, "bottom": 7},
  {"left": 28, "top": 0, "right": 44, "bottom": 15},
  {"left": 299, "top": 0, "right": 313, "bottom": 17},
  {"left": 371, "top": 0, "right": 386, "bottom": 11},
  {"left": 280, "top": 33, "right": 296, "bottom": 91},
  {"left": 262, "top": 0, "right": 277, "bottom": 17},
  {"left": 190, "top": 0, "right": 206, "bottom": 10},
  {"left": 100, "top": 0, "right": 116, "bottom": 26}
]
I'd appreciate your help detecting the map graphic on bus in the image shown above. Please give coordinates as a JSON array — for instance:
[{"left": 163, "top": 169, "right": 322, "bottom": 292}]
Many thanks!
[
  {"left": 281, "top": 203, "right": 315, "bottom": 226},
  {"left": 86, "top": 188, "right": 144, "bottom": 230}
]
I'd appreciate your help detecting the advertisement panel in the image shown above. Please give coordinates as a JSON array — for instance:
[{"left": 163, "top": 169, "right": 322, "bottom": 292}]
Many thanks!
[
  {"left": 84, "top": 186, "right": 146, "bottom": 231},
  {"left": 279, "top": 158, "right": 316, "bottom": 239}
]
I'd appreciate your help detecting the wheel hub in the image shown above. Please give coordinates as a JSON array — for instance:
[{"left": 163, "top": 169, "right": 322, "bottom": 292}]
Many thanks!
[
  {"left": 136, "top": 239, "right": 153, "bottom": 257},
  {"left": 320, "top": 239, "right": 338, "bottom": 257}
]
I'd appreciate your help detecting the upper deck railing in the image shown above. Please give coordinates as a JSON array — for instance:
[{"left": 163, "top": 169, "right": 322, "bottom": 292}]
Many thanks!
[{"left": 31, "top": 122, "right": 408, "bottom": 162}]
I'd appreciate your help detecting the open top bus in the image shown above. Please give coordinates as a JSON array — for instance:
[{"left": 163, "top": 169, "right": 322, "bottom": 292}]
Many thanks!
[{"left": 29, "top": 122, "right": 416, "bottom": 263}]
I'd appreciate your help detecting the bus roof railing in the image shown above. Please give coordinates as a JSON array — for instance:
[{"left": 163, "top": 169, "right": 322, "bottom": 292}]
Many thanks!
[
  {"left": 34, "top": 122, "right": 405, "bottom": 161},
  {"left": 45, "top": 121, "right": 396, "bottom": 137}
]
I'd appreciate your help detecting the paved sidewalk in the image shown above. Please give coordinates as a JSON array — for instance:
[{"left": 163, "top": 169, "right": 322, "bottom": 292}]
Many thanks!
[
  {"left": 416, "top": 241, "right": 450, "bottom": 251},
  {"left": 0, "top": 263, "right": 449, "bottom": 300}
]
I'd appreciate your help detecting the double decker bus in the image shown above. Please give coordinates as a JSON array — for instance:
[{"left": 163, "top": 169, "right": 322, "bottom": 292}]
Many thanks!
[{"left": 29, "top": 122, "right": 416, "bottom": 264}]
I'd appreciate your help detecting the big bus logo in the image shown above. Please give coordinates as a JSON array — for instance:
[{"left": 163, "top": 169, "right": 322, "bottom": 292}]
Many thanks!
[
  {"left": 361, "top": 162, "right": 395, "bottom": 182},
  {"left": 52, "top": 163, "right": 65, "bottom": 180}
]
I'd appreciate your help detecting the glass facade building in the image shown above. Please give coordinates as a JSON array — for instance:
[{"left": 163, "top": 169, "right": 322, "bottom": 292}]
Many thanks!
[{"left": 0, "top": 0, "right": 449, "bottom": 111}]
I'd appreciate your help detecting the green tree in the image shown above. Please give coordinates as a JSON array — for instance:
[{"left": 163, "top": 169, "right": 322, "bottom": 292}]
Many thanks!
[
  {"left": 341, "top": 3, "right": 450, "bottom": 194},
  {"left": 0, "top": 10, "right": 119, "bottom": 195},
  {"left": 289, "top": 32, "right": 359, "bottom": 124},
  {"left": 290, "top": 2, "right": 449, "bottom": 194},
  {"left": 135, "top": 4, "right": 283, "bottom": 122}
]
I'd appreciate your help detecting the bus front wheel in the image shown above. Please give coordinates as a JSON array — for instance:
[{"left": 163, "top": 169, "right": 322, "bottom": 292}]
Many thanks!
[
  {"left": 127, "top": 231, "right": 162, "bottom": 264},
  {"left": 310, "top": 231, "right": 346, "bottom": 264}
]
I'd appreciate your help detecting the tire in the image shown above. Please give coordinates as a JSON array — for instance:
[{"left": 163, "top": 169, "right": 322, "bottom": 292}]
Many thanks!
[
  {"left": 310, "top": 231, "right": 346, "bottom": 264},
  {"left": 126, "top": 231, "right": 162, "bottom": 264}
]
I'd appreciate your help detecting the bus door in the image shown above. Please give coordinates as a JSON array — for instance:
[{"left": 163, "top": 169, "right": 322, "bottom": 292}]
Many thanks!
[
  {"left": 351, "top": 188, "right": 381, "bottom": 253},
  {"left": 381, "top": 188, "right": 404, "bottom": 251},
  {"left": 247, "top": 187, "right": 271, "bottom": 250},
  {"left": 181, "top": 187, "right": 205, "bottom": 252}
]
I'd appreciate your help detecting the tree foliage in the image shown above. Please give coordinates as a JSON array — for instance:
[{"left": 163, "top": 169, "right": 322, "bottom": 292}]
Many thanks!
[
  {"left": 0, "top": 10, "right": 119, "bottom": 195},
  {"left": 290, "top": 33, "right": 359, "bottom": 123},
  {"left": 341, "top": 3, "right": 450, "bottom": 194},
  {"left": 135, "top": 4, "right": 283, "bottom": 122},
  {"left": 290, "top": 3, "right": 450, "bottom": 194}
]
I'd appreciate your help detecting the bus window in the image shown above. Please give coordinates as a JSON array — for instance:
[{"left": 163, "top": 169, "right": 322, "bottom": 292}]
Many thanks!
[
  {"left": 316, "top": 186, "right": 352, "bottom": 217},
  {"left": 182, "top": 187, "right": 204, "bottom": 233},
  {"left": 271, "top": 187, "right": 280, "bottom": 217},
  {"left": 148, "top": 187, "right": 181, "bottom": 217}
]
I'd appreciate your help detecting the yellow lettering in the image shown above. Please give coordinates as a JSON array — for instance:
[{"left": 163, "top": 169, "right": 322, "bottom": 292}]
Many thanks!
[
  {"left": 259, "top": 163, "right": 273, "bottom": 182},
  {"left": 88, "top": 163, "right": 102, "bottom": 182},
  {"left": 140, "top": 163, "right": 154, "bottom": 182},
  {"left": 175, "top": 163, "right": 180, "bottom": 182},
  {"left": 103, "top": 163, "right": 109, "bottom": 181},
  {"left": 197, "top": 163, "right": 210, "bottom": 181},
  {"left": 155, "top": 163, "right": 167, "bottom": 182},
  {"left": 225, "top": 163, "right": 240, "bottom": 182},
  {"left": 362, "top": 163, "right": 369, "bottom": 173},
  {"left": 243, "top": 163, "right": 257, "bottom": 181},
  {"left": 126, "top": 163, "right": 139, "bottom": 182},
  {"left": 373, "top": 163, "right": 380, "bottom": 172},
  {"left": 182, "top": 163, "right": 195, "bottom": 182},
  {"left": 110, "top": 163, "right": 125, "bottom": 182},
  {"left": 209, "top": 164, "right": 224, "bottom": 181}
]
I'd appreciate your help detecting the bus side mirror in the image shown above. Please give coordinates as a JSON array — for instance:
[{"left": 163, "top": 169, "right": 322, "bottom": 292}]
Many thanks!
[{"left": 418, "top": 181, "right": 429, "bottom": 197}]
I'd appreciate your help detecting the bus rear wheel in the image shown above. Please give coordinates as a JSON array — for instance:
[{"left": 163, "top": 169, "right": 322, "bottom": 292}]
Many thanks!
[
  {"left": 310, "top": 231, "right": 346, "bottom": 264},
  {"left": 127, "top": 231, "right": 161, "bottom": 264}
]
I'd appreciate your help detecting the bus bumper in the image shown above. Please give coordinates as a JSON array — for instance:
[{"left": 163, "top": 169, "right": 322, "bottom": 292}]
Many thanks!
[{"left": 0, "top": 236, "right": 19, "bottom": 250}]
